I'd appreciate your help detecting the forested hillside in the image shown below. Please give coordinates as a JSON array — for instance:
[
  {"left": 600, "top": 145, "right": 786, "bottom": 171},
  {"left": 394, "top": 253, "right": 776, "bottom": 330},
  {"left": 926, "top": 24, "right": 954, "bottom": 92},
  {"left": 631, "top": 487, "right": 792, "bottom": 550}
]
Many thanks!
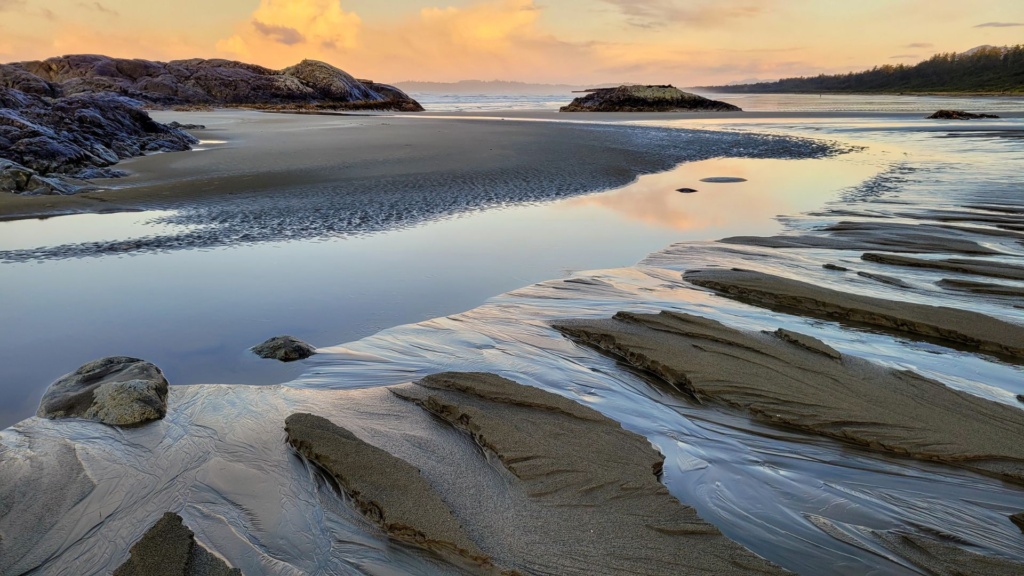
[{"left": 706, "top": 46, "right": 1024, "bottom": 94}]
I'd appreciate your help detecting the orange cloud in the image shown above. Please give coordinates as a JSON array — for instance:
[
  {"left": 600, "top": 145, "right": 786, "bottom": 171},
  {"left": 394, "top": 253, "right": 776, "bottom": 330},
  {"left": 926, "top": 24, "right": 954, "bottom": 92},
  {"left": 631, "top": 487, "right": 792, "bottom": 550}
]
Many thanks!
[{"left": 216, "top": 0, "right": 362, "bottom": 65}]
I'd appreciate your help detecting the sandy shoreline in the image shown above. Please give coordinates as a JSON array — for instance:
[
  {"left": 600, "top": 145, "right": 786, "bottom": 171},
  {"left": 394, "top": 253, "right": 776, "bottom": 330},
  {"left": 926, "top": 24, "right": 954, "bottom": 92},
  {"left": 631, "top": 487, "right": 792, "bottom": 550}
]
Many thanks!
[{"left": 2, "top": 108, "right": 1024, "bottom": 574}]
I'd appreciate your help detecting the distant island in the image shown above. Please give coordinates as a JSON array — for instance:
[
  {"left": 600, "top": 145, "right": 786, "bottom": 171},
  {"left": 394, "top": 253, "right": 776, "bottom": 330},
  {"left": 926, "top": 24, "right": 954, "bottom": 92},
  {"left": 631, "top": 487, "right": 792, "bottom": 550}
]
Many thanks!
[
  {"left": 395, "top": 79, "right": 615, "bottom": 95},
  {"left": 702, "top": 45, "right": 1024, "bottom": 95}
]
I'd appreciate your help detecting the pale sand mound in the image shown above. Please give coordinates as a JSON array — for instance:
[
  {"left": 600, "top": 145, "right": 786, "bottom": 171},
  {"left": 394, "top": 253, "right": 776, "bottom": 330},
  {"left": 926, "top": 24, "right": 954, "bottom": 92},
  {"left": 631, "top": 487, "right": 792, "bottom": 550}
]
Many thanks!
[
  {"left": 288, "top": 372, "right": 786, "bottom": 575},
  {"left": 554, "top": 311, "right": 1024, "bottom": 485},
  {"left": 683, "top": 268, "right": 1024, "bottom": 360}
]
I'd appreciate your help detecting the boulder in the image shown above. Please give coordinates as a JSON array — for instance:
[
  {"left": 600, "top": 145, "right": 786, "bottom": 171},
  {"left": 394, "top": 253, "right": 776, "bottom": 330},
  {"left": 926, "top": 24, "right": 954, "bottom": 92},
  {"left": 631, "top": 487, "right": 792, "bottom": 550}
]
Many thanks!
[
  {"left": 37, "top": 357, "right": 169, "bottom": 426},
  {"left": 926, "top": 110, "right": 1000, "bottom": 120},
  {"left": 251, "top": 336, "right": 316, "bottom": 362},
  {"left": 113, "top": 513, "right": 241, "bottom": 576},
  {"left": 561, "top": 85, "right": 741, "bottom": 112}
]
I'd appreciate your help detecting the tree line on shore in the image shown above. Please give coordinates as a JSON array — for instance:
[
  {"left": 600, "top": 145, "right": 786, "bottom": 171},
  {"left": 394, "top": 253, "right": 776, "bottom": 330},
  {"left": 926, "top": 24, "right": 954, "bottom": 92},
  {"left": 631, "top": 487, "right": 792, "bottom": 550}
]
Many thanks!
[{"left": 707, "top": 45, "right": 1024, "bottom": 94}]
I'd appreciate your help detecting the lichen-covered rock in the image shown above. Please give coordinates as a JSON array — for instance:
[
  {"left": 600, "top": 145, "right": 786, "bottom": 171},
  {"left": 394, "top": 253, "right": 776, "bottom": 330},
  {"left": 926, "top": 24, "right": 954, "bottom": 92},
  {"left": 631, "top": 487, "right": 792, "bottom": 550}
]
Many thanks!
[
  {"left": 37, "top": 356, "right": 169, "bottom": 426},
  {"left": 561, "top": 85, "right": 741, "bottom": 112},
  {"left": 251, "top": 336, "right": 316, "bottom": 362}
]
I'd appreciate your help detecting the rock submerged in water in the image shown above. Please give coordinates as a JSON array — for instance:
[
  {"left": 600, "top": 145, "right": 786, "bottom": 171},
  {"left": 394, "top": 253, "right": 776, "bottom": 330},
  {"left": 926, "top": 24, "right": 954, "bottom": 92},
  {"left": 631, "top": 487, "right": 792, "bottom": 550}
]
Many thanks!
[
  {"left": 926, "top": 110, "right": 1000, "bottom": 120},
  {"left": 251, "top": 336, "right": 316, "bottom": 362},
  {"left": 560, "top": 85, "right": 741, "bottom": 112},
  {"left": 113, "top": 513, "right": 241, "bottom": 576},
  {"left": 36, "top": 356, "right": 169, "bottom": 426}
]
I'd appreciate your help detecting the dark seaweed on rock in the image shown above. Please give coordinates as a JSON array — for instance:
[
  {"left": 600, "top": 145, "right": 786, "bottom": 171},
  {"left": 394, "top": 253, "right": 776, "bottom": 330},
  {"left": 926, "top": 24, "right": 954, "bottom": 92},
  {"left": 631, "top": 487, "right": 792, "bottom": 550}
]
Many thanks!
[
  {"left": 554, "top": 311, "right": 1024, "bottom": 485},
  {"left": 1, "top": 55, "right": 423, "bottom": 111}
]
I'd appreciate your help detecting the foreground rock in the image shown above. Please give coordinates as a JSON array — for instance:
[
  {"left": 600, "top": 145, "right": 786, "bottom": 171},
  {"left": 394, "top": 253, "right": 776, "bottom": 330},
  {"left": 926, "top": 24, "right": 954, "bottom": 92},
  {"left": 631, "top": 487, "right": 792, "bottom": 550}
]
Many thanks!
[
  {"left": 0, "top": 86, "right": 196, "bottom": 191},
  {"left": 395, "top": 373, "right": 784, "bottom": 575},
  {"left": 2, "top": 55, "right": 423, "bottom": 112},
  {"left": 285, "top": 413, "right": 497, "bottom": 572},
  {"left": 561, "top": 85, "right": 741, "bottom": 112},
  {"left": 927, "top": 110, "right": 1000, "bottom": 120},
  {"left": 113, "top": 513, "right": 241, "bottom": 576},
  {"left": 251, "top": 335, "right": 316, "bottom": 362},
  {"left": 290, "top": 372, "right": 785, "bottom": 575},
  {"left": 36, "top": 356, "right": 169, "bottom": 426},
  {"left": 683, "top": 268, "right": 1024, "bottom": 360},
  {"left": 554, "top": 311, "right": 1024, "bottom": 485}
]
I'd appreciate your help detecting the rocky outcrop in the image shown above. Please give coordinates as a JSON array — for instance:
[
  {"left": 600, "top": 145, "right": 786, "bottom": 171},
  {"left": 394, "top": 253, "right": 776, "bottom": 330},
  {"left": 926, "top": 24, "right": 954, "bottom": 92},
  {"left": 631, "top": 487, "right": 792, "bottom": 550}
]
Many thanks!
[
  {"left": 561, "top": 85, "right": 741, "bottom": 112},
  {"left": 2, "top": 55, "right": 423, "bottom": 112},
  {"left": 554, "top": 311, "right": 1024, "bottom": 485},
  {"left": 251, "top": 336, "right": 316, "bottom": 362},
  {"left": 113, "top": 513, "right": 241, "bottom": 576},
  {"left": 0, "top": 86, "right": 196, "bottom": 192},
  {"left": 284, "top": 413, "right": 497, "bottom": 572},
  {"left": 927, "top": 110, "right": 1000, "bottom": 120},
  {"left": 37, "top": 356, "right": 169, "bottom": 426},
  {"left": 682, "top": 268, "right": 1024, "bottom": 360}
]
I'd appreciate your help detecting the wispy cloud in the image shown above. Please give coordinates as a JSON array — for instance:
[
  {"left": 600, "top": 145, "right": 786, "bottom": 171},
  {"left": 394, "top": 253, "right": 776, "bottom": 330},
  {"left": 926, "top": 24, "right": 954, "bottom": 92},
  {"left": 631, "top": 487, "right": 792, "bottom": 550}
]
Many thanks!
[
  {"left": 0, "top": 0, "right": 25, "bottom": 11},
  {"left": 600, "top": 0, "right": 769, "bottom": 28},
  {"left": 76, "top": 2, "right": 118, "bottom": 16},
  {"left": 974, "top": 22, "right": 1023, "bottom": 28},
  {"left": 889, "top": 54, "right": 918, "bottom": 59},
  {"left": 905, "top": 42, "right": 933, "bottom": 48}
]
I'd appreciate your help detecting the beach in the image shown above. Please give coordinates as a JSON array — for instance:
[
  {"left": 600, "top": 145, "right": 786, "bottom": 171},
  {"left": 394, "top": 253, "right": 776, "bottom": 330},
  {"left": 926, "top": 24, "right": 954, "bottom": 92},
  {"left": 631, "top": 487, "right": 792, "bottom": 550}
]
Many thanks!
[{"left": 2, "top": 100, "right": 1024, "bottom": 575}]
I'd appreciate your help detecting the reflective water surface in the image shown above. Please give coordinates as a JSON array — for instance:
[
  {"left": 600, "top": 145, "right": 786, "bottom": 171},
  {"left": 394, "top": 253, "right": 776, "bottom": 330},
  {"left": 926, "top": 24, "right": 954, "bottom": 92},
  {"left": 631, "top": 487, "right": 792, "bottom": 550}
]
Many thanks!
[{"left": 2, "top": 99, "right": 1024, "bottom": 575}]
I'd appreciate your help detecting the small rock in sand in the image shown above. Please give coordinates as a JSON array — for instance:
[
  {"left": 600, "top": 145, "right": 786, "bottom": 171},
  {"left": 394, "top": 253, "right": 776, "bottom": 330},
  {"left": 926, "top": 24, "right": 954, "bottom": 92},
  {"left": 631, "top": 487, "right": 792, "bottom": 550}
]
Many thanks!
[
  {"left": 823, "top": 263, "right": 849, "bottom": 272},
  {"left": 37, "top": 356, "right": 168, "bottom": 426},
  {"left": 251, "top": 335, "right": 316, "bottom": 362},
  {"left": 676, "top": 187, "right": 698, "bottom": 193}
]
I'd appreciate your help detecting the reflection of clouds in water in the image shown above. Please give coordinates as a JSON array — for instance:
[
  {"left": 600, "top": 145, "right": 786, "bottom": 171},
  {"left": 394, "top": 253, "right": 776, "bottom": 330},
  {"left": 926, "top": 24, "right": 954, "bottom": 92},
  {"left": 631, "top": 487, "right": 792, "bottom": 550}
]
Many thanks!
[{"left": 561, "top": 156, "right": 879, "bottom": 232}]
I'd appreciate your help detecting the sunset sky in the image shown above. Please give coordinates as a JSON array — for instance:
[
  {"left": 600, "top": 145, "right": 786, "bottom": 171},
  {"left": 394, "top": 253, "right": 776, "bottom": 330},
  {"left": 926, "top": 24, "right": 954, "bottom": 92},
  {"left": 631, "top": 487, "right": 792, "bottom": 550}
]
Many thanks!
[{"left": 1, "top": 0, "right": 1022, "bottom": 85}]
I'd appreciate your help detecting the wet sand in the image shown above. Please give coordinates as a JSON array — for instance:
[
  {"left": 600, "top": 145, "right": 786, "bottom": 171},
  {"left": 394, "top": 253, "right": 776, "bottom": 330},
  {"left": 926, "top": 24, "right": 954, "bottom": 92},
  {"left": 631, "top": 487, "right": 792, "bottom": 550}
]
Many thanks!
[{"left": 0, "top": 110, "right": 840, "bottom": 225}]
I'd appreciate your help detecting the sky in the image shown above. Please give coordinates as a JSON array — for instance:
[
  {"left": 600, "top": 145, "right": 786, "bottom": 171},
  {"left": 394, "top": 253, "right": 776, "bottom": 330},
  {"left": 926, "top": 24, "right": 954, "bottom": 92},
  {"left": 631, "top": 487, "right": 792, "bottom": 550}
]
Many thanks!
[{"left": 1, "top": 0, "right": 1022, "bottom": 85}]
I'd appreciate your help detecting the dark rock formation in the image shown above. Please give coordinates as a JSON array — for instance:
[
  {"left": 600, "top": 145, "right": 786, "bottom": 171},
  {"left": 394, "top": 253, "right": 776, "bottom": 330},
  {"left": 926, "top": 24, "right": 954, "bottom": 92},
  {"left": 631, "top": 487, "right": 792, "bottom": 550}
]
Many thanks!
[
  {"left": 683, "top": 268, "right": 1024, "bottom": 360},
  {"left": 927, "top": 110, "right": 1000, "bottom": 120},
  {"left": 113, "top": 513, "right": 241, "bottom": 576},
  {"left": 554, "top": 311, "right": 1024, "bottom": 485},
  {"left": 37, "top": 356, "right": 169, "bottom": 426},
  {"left": 284, "top": 413, "right": 497, "bottom": 572},
  {"left": 251, "top": 336, "right": 316, "bottom": 362},
  {"left": 560, "top": 85, "right": 741, "bottom": 112},
  {"left": 0, "top": 86, "right": 196, "bottom": 192},
  {"left": 1, "top": 55, "right": 423, "bottom": 112}
]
